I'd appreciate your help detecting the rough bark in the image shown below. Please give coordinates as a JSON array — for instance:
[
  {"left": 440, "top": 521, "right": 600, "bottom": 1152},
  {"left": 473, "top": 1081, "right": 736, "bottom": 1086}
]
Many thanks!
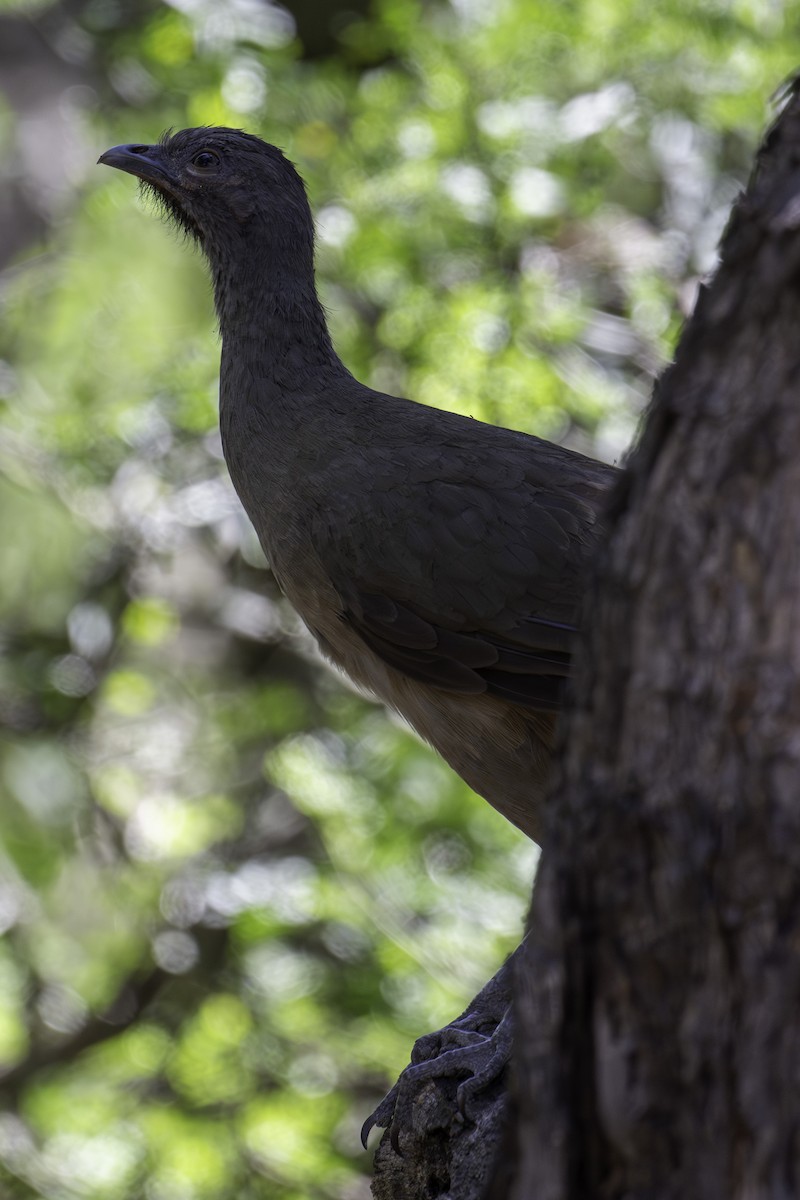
[
  {"left": 511, "top": 80, "right": 800, "bottom": 1199},
  {"left": 371, "top": 1080, "right": 510, "bottom": 1200}
]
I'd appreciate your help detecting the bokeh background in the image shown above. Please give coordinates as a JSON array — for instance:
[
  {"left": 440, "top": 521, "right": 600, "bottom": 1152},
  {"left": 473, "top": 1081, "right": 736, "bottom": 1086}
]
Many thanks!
[{"left": 0, "top": 1, "right": 798, "bottom": 1196}]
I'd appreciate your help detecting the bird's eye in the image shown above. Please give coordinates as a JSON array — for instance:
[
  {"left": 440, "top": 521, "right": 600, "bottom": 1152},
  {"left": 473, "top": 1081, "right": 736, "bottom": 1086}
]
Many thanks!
[{"left": 191, "top": 151, "right": 220, "bottom": 171}]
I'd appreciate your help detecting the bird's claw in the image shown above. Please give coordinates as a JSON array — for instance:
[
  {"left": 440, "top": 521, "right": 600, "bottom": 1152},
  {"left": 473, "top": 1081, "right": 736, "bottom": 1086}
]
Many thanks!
[
  {"left": 361, "top": 1085, "right": 402, "bottom": 1152},
  {"left": 361, "top": 1000, "right": 514, "bottom": 1151},
  {"left": 454, "top": 1026, "right": 513, "bottom": 1116}
]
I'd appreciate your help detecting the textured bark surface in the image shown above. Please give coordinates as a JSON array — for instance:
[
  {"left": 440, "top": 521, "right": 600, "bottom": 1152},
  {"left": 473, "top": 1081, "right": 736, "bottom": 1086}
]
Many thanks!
[
  {"left": 511, "top": 82, "right": 800, "bottom": 1200},
  {"left": 371, "top": 1078, "right": 510, "bottom": 1200}
]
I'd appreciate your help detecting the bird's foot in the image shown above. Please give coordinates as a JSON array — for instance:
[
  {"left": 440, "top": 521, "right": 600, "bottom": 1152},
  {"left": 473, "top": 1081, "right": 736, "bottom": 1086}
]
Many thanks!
[{"left": 361, "top": 950, "right": 518, "bottom": 1152}]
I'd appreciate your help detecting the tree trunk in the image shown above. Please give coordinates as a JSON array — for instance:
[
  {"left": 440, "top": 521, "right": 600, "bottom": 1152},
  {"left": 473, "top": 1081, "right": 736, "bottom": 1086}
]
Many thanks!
[
  {"left": 372, "top": 81, "right": 800, "bottom": 1200},
  {"left": 511, "top": 80, "right": 800, "bottom": 1199}
]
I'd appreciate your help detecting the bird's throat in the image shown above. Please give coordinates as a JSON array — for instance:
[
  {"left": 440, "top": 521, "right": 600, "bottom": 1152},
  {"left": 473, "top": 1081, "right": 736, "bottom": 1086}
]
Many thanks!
[{"left": 210, "top": 248, "right": 340, "bottom": 382}]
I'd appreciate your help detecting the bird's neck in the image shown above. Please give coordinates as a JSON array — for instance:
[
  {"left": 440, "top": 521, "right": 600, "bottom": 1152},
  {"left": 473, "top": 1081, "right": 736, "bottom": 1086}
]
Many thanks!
[{"left": 208, "top": 230, "right": 343, "bottom": 385}]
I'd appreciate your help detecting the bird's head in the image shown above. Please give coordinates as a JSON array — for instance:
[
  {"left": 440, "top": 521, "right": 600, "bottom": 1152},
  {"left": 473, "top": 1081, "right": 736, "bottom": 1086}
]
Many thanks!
[{"left": 98, "top": 127, "right": 313, "bottom": 263}]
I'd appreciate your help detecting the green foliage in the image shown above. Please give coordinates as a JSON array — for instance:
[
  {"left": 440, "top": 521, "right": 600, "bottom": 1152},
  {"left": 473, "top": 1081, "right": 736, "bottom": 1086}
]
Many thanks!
[{"left": 1, "top": 0, "right": 799, "bottom": 1195}]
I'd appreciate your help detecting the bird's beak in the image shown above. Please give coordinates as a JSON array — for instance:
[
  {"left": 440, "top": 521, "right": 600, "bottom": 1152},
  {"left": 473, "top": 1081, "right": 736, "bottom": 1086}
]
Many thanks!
[{"left": 97, "top": 143, "right": 180, "bottom": 198}]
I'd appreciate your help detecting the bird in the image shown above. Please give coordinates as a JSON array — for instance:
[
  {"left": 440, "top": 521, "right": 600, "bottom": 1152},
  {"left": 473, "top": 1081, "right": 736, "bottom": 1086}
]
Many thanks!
[
  {"left": 98, "top": 126, "right": 620, "bottom": 1148},
  {"left": 98, "top": 126, "right": 618, "bottom": 844}
]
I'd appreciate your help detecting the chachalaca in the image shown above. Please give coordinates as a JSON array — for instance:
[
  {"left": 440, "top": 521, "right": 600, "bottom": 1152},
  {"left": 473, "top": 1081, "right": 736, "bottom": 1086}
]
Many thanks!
[{"left": 98, "top": 127, "right": 619, "bottom": 1143}]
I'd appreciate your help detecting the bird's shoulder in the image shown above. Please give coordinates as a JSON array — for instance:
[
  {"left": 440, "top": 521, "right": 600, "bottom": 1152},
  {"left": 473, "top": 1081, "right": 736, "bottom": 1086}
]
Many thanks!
[{"left": 316, "top": 384, "right": 615, "bottom": 508}]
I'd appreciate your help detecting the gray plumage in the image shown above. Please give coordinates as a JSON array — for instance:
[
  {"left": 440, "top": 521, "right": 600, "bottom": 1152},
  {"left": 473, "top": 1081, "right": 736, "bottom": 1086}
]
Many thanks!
[{"left": 99, "top": 127, "right": 618, "bottom": 840}]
